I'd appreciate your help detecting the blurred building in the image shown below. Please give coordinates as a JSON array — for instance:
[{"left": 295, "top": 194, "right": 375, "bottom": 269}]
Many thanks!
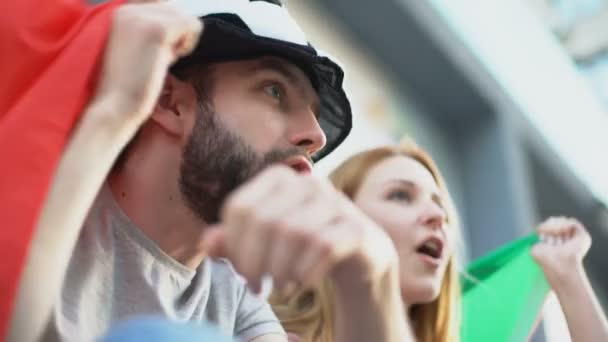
[
  {"left": 528, "top": 0, "right": 608, "bottom": 102},
  {"left": 290, "top": 1, "right": 608, "bottom": 341}
]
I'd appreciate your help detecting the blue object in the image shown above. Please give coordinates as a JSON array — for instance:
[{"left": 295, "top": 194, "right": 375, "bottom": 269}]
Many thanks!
[{"left": 99, "top": 316, "right": 234, "bottom": 342}]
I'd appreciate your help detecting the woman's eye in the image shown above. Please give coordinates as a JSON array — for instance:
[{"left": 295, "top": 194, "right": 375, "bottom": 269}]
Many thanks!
[
  {"left": 387, "top": 190, "right": 411, "bottom": 202},
  {"left": 263, "top": 83, "right": 283, "bottom": 101}
]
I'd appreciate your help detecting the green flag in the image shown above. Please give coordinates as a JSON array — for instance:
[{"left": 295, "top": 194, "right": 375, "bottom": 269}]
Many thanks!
[{"left": 461, "top": 234, "right": 550, "bottom": 341}]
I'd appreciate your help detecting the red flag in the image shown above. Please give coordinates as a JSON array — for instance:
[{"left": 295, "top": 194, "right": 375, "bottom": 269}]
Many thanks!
[{"left": 0, "top": 0, "right": 122, "bottom": 336}]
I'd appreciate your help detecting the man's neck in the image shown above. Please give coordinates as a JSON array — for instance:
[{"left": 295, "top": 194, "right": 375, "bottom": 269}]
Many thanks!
[{"left": 108, "top": 161, "right": 209, "bottom": 270}]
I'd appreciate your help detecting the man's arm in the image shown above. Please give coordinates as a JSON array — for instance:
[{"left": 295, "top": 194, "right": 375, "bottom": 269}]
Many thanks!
[
  {"left": 9, "top": 100, "right": 143, "bottom": 342},
  {"left": 332, "top": 262, "right": 410, "bottom": 342},
  {"left": 205, "top": 167, "right": 414, "bottom": 342},
  {"left": 8, "top": 3, "right": 201, "bottom": 341},
  {"left": 251, "top": 276, "right": 409, "bottom": 342}
]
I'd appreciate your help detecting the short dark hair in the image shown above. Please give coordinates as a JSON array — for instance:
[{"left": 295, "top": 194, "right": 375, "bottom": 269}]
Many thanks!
[{"left": 172, "top": 64, "right": 216, "bottom": 105}]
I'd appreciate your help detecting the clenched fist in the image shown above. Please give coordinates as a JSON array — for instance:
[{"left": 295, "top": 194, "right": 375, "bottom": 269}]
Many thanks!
[
  {"left": 204, "top": 166, "right": 399, "bottom": 293},
  {"left": 94, "top": 0, "right": 202, "bottom": 123},
  {"left": 531, "top": 216, "right": 591, "bottom": 284}
]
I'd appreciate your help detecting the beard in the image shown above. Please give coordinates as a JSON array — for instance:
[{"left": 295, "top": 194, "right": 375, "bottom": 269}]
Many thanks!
[{"left": 178, "top": 101, "right": 309, "bottom": 224}]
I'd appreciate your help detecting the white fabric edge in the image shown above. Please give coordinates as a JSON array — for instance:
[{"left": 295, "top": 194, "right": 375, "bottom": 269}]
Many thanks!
[{"left": 168, "top": 0, "right": 309, "bottom": 45}]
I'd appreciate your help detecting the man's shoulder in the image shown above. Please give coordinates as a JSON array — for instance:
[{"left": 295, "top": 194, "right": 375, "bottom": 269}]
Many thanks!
[
  {"left": 199, "top": 258, "right": 248, "bottom": 324},
  {"left": 205, "top": 258, "right": 249, "bottom": 297},
  {"left": 203, "top": 258, "right": 270, "bottom": 314},
  {"left": 207, "top": 257, "right": 239, "bottom": 275},
  {"left": 203, "top": 258, "right": 285, "bottom": 340}
]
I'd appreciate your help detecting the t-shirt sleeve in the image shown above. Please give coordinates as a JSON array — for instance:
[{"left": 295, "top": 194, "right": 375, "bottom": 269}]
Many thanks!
[{"left": 234, "top": 285, "right": 286, "bottom": 342}]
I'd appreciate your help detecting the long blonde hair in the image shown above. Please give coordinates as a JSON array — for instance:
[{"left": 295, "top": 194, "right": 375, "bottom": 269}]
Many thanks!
[{"left": 269, "top": 140, "right": 462, "bottom": 342}]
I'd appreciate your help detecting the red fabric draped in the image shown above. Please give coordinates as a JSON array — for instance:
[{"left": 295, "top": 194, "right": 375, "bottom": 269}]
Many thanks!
[{"left": 0, "top": 0, "right": 122, "bottom": 336}]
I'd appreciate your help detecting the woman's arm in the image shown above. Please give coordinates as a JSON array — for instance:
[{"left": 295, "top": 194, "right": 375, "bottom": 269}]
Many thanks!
[{"left": 531, "top": 217, "right": 608, "bottom": 342}]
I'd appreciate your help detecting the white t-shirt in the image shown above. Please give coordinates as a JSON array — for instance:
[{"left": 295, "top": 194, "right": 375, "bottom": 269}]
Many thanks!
[{"left": 44, "top": 185, "right": 284, "bottom": 341}]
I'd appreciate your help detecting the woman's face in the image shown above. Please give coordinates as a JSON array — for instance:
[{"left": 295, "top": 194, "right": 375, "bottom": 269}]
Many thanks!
[{"left": 354, "top": 155, "right": 452, "bottom": 304}]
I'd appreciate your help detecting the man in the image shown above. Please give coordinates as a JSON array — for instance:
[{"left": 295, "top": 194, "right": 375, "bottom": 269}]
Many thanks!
[{"left": 13, "top": 1, "right": 412, "bottom": 341}]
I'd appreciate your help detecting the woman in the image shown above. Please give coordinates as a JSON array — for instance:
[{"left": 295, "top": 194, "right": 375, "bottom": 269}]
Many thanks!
[
  {"left": 270, "top": 140, "right": 608, "bottom": 342},
  {"left": 271, "top": 141, "right": 462, "bottom": 342}
]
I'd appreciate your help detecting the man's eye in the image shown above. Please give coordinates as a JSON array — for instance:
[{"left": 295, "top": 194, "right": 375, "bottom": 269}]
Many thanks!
[{"left": 263, "top": 84, "right": 283, "bottom": 100}]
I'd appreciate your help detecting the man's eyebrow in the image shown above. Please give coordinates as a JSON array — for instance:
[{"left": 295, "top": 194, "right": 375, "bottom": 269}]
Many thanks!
[
  {"left": 245, "top": 57, "right": 300, "bottom": 86},
  {"left": 245, "top": 57, "right": 321, "bottom": 116}
]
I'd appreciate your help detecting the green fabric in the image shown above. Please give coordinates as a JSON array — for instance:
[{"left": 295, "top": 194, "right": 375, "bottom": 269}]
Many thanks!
[{"left": 461, "top": 234, "right": 550, "bottom": 342}]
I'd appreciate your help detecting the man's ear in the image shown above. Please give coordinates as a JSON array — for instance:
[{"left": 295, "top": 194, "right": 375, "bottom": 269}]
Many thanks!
[{"left": 150, "top": 74, "right": 189, "bottom": 137}]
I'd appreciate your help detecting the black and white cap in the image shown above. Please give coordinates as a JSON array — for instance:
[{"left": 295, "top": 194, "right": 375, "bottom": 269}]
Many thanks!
[{"left": 170, "top": 0, "right": 352, "bottom": 161}]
